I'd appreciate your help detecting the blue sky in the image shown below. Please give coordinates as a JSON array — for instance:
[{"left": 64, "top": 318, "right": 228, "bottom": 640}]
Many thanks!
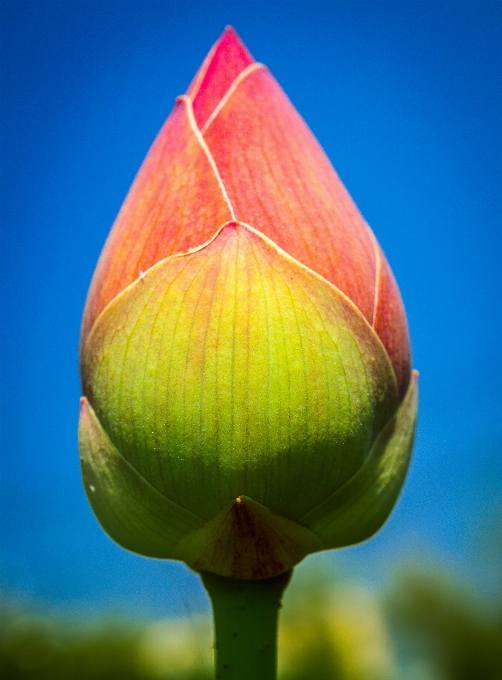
[{"left": 1, "top": 1, "right": 501, "bottom": 617}]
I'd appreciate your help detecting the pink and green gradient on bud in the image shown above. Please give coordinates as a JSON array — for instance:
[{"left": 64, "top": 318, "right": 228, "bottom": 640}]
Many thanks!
[{"left": 79, "top": 28, "right": 418, "bottom": 580}]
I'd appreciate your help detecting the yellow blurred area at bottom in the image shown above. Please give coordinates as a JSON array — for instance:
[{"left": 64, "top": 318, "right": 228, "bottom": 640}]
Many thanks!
[
  {"left": 331, "top": 586, "right": 395, "bottom": 678},
  {"left": 134, "top": 576, "right": 397, "bottom": 680},
  {"left": 279, "top": 579, "right": 396, "bottom": 680},
  {"left": 2, "top": 557, "right": 501, "bottom": 680}
]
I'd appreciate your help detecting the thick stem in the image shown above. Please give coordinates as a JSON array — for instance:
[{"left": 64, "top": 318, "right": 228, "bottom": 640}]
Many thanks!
[{"left": 200, "top": 570, "right": 292, "bottom": 680}]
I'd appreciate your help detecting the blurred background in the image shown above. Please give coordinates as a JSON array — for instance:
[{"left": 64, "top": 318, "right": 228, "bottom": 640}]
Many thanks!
[{"left": 1, "top": 1, "right": 501, "bottom": 678}]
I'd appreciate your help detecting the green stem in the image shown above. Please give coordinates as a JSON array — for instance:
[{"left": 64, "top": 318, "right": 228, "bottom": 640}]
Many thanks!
[{"left": 200, "top": 570, "right": 292, "bottom": 680}]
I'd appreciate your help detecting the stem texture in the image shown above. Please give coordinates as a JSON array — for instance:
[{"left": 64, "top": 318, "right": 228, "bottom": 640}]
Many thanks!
[{"left": 201, "top": 570, "right": 292, "bottom": 680}]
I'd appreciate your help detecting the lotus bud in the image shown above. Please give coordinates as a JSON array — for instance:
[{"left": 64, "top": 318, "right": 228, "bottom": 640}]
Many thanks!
[{"left": 79, "top": 28, "right": 418, "bottom": 580}]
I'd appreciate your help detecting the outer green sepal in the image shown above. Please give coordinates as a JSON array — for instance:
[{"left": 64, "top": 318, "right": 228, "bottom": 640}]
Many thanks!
[
  {"left": 79, "top": 397, "right": 204, "bottom": 557},
  {"left": 300, "top": 370, "right": 418, "bottom": 547}
]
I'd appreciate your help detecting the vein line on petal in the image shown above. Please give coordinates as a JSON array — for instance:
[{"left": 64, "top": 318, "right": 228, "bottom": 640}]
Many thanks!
[
  {"left": 369, "top": 229, "right": 381, "bottom": 328},
  {"left": 179, "top": 95, "right": 236, "bottom": 221},
  {"left": 201, "top": 63, "right": 265, "bottom": 135},
  {"left": 267, "top": 256, "right": 292, "bottom": 483},
  {"left": 229, "top": 231, "right": 239, "bottom": 465},
  {"left": 249, "top": 235, "right": 272, "bottom": 477}
]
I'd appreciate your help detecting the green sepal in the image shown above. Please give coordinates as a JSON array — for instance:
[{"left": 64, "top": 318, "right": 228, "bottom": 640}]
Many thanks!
[
  {"left": 79, "top": 397, "right": 204, "bottom": 557},
  {"left": 300, "top": 370, "right": 418, "bottom": 547},
  {"left": 172, "top": 495, "right": 323, "bottom": 579}
]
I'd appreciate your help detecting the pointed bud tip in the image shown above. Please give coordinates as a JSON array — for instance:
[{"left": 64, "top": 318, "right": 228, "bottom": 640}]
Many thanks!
[
  {"left": 209, "top": 25, "right": 254, "bottom": 71},
  {"left": 218, "top": 25, "right": 251, "bottom": 54},
  {"left": 187, "top": 26, "right": 254, "bottom": 128}
]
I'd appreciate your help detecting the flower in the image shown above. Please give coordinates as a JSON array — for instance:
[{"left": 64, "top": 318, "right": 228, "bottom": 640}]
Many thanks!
[{"left": 79, "top": 27, "right": 418, "bottom": 579}]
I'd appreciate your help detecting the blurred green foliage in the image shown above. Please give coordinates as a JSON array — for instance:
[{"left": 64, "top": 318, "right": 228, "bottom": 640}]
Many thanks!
[
  {"left": 388, "top": 568, "right": 502, "bottom": 680},
  {"left": 0, "top": 608, "right": 212, "bottom": 680},
  {"left": 1, "top": 560, "right": 501, "bottom": 680},
  {"left": 0, "top": 612, "right": 144, "bottom": 680}
]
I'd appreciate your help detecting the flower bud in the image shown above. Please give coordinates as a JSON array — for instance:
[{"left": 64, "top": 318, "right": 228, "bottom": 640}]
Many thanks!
[{"left": 79, "top": 28, "right": 418, "bottom": 579}]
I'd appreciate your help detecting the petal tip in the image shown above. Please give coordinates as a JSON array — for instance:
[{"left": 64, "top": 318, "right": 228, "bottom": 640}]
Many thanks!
[
  {"left": 216, "top": 25, "right": 254, "bottom": 63},
  {"left": 188, "top": 27, "right": 255, "bottom": 128}
]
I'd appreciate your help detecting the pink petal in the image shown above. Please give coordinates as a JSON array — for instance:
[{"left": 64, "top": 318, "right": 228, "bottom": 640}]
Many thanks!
[{"left": 188, "top": 26, "right": 255, "bottom": 129}]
